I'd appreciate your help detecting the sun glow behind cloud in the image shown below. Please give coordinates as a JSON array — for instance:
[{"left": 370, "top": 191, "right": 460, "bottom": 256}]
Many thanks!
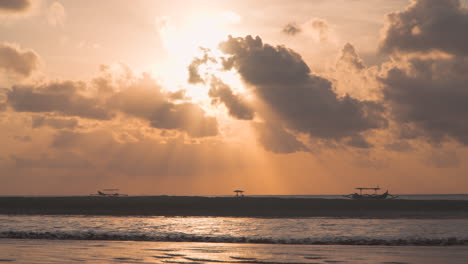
[{"left": 154, "top": 10, "right": 242, "bottom": 101}]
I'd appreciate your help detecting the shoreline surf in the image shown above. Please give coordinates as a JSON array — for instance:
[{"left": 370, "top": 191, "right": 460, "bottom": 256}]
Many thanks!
[{"left": 2, "top": 231, "right": 467, "bottom": 246}]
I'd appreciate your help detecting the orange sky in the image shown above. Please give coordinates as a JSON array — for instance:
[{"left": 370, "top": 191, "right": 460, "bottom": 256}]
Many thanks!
[{"left": 1, "top": 0, "right": 468, "bottom": 195}]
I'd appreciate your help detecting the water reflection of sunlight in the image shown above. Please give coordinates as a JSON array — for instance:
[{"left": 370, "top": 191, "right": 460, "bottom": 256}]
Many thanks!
[{"left": 147, "top": 217, "right": 254, "bottom": 237}]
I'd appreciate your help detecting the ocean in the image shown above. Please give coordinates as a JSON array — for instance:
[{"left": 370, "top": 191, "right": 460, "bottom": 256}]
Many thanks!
[
  {"left": 226, "top": 194, "right": 468, "bottom": 200},
  {"left": 5, "top": 194, "right": 468, "bottom": 200},
  {"left": 1, "top": 195, "right": 468, "bottom": 263}
]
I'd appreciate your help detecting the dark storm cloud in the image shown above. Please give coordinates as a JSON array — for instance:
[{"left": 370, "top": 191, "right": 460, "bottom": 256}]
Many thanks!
[
  {"left": 31, "top": 115, "right": 79, "bottom": 129},
  {"left": 0, "top": 0, "right": 30, "bottom": 12},
  {"left": 208, "top": 77, "right": 254, "bottom": 120},
  {"left": 380, "top": 0, "right": 468, "bottom": 56},
  {"left": 378, "top": 0, "right": 468, "bottom": 146},
  {"left": 219, "top": 35, "right": 387, "bottom": 140},
  {"left": 282, "top": 23, "right": 301, "bottom": 35},
  {"left": 253, "top": 123, "right": 309, "bottom": 154},
  {"left": 381, "top": 57, "right": 468, "bottom": 144},
  {"left": 7, "top": 81, "right": 114, "bottom": 120},
  {"left": 0, "top": 42, "right": 39, "bottom": 77}
]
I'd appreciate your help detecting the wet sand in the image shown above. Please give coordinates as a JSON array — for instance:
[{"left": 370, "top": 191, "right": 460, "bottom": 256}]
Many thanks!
[
  {"left": 1, "top": 196, "right": 468, "bottom": 218},
  {"left": 2, "top": 239, "right": 468, "bottom": 264}
]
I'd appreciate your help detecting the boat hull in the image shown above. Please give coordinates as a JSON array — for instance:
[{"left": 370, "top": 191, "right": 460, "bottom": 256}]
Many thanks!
[{"left": 344, "top": 191, "right": 396, "bottom": 200}]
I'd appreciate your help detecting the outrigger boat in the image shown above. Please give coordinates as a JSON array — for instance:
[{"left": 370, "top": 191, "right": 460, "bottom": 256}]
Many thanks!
[
  {"left": 343, "top": 187, "right": 398, "bottom": 200},
  {"left": 92, "top": 189, "right": 128, "bottom": 197}
]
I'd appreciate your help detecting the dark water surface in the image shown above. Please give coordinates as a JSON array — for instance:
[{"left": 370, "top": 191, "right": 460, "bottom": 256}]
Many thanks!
[{"left": 1, "top": 215, "right": 468, "bottom": 245}]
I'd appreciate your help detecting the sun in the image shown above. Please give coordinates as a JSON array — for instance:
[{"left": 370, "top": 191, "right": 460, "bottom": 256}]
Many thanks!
[{"left": 153, "top": 10, "right": 242, "bottom": 101}]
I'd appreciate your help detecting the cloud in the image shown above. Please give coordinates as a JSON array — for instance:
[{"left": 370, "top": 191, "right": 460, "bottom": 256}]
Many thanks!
[
  {"left": 282, "top": 18, "right": 330, "bottom": 42},
  {"left": 187, "top": 48, "right": 216, "bottom": 84},
  {"left": 208, "top": 77, "right": 254, "bottom": 120},
  {"left": 148, "top": 102, "right": 218, "bottom": 137},
  {"left": 0, "top": 42, "right": 40, "bottom": 77},
  {"left": 253, "top": 123, "right": 309, "bottom": 154},
  {"left": 332, "top": 43, "right": 382, "bottom": 101},
  {"left": 0, "top": 0, "right": 30, "bottom": 13},
  {"left": 7, "top": 81, "right": 114, "bottom": 120},
  {"left": 103, "top": 72, "right": 218, "bottom": 137},
  {"left": 167, "top": 89, "right": 187, "bottom": 101},
  {"left": 0, "top": 88, "right": 7, "bottom": 111},
  {"left": 326, "top": 43, "right": 385, "bottom": 105},
  {"left": 380, "top": 0, "right": 468, "bottom": 56},
  {"left": 282, "top": 23, "right": 301, "bottom": 36},
  {"left": 47, "top": 1, "right": 66, "bottom": 27},
  {"left": 220, "top": 35, "right": 310, "bottom": 85},
  {"left": 219, "top": 35, "right": 387, "bottom": 141},
  {"left": 337, "top": 43, "right": 365, "bottom": 71},
  {"left": 380, "top": 56, "right": 468, "bottom": 144},
  {"left": 6, "top": 67, "right": 218, "bottom": 138},
  {"left": 378, "top": 0, "right": 468, "bottom": 145},
  {"left": 31, "top": 115, "right": 79, "bottom": 129},
  {"left": 345, "top": 134, "right": 373, "bottom": 149},
  {"left": 310, "top": 19, "right": 329, "bottom": 42}
]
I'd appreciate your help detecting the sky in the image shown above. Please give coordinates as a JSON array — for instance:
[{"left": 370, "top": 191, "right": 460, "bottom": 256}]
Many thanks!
[{"left": 1, "top": 0, "right": 468, "bottom": 195}]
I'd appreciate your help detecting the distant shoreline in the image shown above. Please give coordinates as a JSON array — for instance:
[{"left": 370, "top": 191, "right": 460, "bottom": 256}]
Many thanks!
[{"left": 1, "top": 196, "right": 468, "bottom": 218}]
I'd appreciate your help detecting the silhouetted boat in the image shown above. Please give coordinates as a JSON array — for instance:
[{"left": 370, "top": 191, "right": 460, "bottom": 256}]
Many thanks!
[
  {"left": 343, "top": 187, "right": 398, "bottom": 200},
  {"left": 92, "top": 189, "right": 128, "bottom": 197}
]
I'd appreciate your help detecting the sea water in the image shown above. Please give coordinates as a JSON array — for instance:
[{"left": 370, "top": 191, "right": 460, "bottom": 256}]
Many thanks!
[
  {"left": 1, "top": 215, "right": 468, "bottom": 263},
  {"left": 1, "top": 215, "right": 468, "bottom": 245}
]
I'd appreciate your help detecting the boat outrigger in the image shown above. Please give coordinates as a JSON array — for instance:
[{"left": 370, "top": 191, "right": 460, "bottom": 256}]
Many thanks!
[
  {"left": 343, "top": 187, "right": 398, "bottom": 200},
  {"left": 92, "top": 189, "right": 128, "bottom": 197}
]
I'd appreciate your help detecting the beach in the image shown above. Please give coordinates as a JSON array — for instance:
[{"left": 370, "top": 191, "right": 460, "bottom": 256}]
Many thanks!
[
  {"left": 1, "top": 196, "right": 468, "bottom": 218},
  {"left": 2, "top": 198, "right": 468, "bottom": 263},
  {"left": 2, "top": 239, "right": 468, "bottom": 264}
]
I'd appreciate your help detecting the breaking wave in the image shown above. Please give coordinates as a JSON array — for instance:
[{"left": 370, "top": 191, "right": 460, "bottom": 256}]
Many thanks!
[{"left": 1, "top": 231, "right": 467, "bottom": 246}]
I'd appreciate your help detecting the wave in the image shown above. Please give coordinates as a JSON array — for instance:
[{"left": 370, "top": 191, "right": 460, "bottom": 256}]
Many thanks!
[{"left": 1, "top": 231, "right": 467, "bottom": 246}]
